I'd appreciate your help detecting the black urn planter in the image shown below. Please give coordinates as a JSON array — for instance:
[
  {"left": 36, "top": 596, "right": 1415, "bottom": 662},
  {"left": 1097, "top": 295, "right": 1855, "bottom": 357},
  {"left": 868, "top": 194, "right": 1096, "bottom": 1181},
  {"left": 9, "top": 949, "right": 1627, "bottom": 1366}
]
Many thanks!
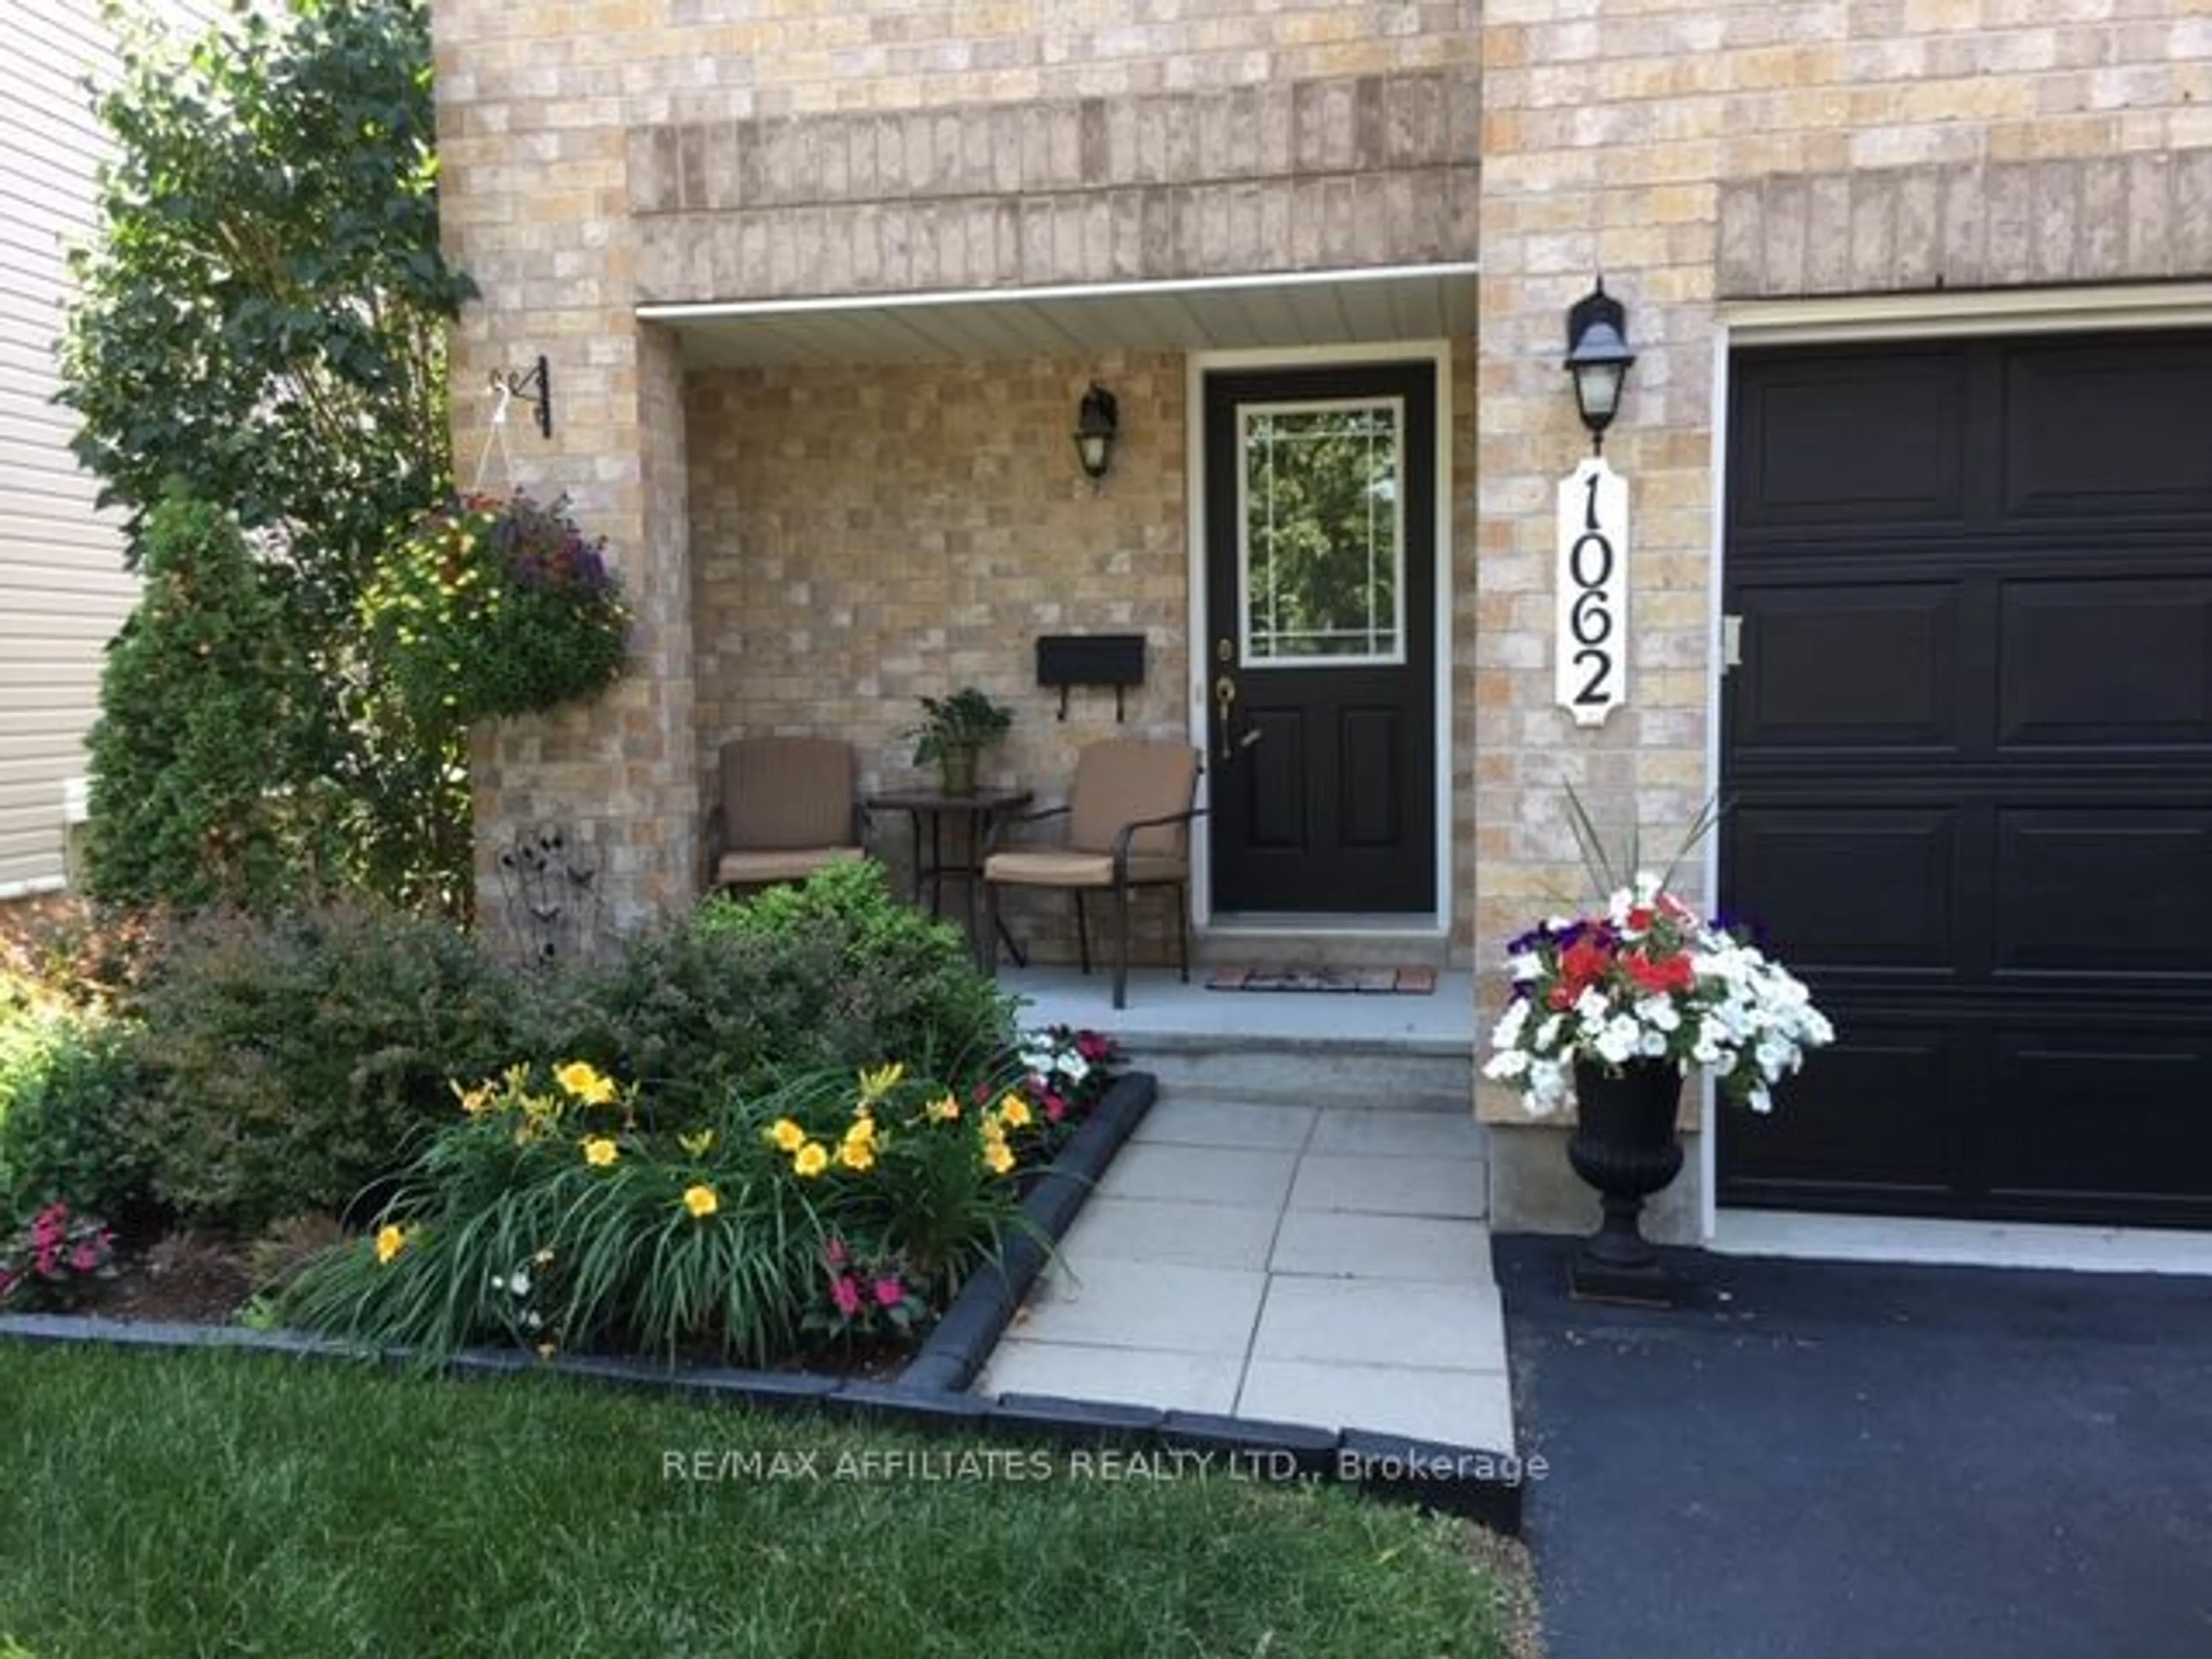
[{"left": 1565, "top": 1057, "right": 1687, "bottom": 1305}]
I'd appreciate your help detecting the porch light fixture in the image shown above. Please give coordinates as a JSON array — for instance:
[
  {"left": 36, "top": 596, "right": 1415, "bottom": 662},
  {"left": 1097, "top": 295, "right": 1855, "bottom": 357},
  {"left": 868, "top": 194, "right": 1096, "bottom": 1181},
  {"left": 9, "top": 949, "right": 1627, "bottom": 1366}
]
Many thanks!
[
  {"left": 1563, "top": 280, "right": 1635, "bottom": 453},
  {"left": 1074, "top": 382, "right": 1119, "bottom": 480}
]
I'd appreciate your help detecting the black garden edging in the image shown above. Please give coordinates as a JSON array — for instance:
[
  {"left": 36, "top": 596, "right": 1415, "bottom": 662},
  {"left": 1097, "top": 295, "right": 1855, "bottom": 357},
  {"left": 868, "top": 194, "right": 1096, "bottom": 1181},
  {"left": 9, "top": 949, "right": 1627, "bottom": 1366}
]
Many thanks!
[
  {"left": 0, "top": 1069, "right": 1528, "bottom": 1529},
  {"left": 898, "top": 1067, "right": 1158, "bottom": 1393}
]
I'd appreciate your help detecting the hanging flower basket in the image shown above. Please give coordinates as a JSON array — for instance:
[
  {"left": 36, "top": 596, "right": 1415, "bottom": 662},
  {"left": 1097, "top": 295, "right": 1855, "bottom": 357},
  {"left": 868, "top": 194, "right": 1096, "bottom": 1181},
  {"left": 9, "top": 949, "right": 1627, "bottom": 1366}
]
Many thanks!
[{"left": 365, "top": 491, "right": 630, "bottom": 724}]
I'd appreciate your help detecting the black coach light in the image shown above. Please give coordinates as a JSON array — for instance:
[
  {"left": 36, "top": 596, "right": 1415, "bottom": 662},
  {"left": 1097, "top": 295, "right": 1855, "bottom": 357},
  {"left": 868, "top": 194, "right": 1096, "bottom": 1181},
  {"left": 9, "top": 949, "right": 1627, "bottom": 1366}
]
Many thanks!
[
  {"left": 1074, "top": 381, "right": 1119, "bottom": 480},
  {"left": 1564, "top": 279, "right": 1635, "bottom": 453}
]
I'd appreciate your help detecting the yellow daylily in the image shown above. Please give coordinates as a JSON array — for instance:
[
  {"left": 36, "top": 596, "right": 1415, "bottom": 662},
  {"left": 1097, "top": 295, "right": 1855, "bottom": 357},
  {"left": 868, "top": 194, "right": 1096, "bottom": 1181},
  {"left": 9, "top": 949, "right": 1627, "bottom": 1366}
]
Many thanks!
[
  {"left": 555, "top": 1060, "right": 618, "bottom": 1107},
  {"left": 999, "top": 1093, "right": 1033, "bottom": 1130},
  {"left": 581, "top": 1137, "right": 620, "bottom": 1168},
  {"left": 682, "top": 1184, "right": 720, "bottom": 1219},
  {"left": 925, "top": 1093, "right": 961, "bottom": 1123},
  {"left": 452, "top": 1080, "right": 497, "bottom": 1116},
  {"left": 982, "top": 1138, "right": 1015, "bottom": 1177},
  {"left": 793, "top": 1142, "right": 830, "bottom": 1178},
  {"left": 374, "top": 1224, "right": 409, "bottom": 1265},
  {"left": 836, "top": 1139, "right": 876, "bottom": 1173},
  {"left": 856, "top": 1062, "right": 906, "bottom": 1107},
  {"left": 768, "top": 1118, "right": 807, "bottom": 1153}
]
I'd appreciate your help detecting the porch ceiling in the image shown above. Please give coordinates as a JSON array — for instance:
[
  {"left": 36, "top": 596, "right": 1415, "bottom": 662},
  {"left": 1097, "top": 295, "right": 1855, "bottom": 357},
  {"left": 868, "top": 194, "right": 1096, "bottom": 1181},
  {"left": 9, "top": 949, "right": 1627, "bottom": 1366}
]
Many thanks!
[{"left": 638, "top": 263, "right": 1479, "bottom": 368}]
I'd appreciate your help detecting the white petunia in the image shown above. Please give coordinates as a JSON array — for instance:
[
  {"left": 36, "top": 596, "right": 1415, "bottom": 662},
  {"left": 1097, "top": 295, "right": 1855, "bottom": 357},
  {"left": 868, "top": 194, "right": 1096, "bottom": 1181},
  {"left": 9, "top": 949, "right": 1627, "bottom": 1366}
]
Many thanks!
[
  {"left": 1594, "top": 1018, "right": 1641, "bottom": 1065},
  {"left": 1490, "top": 999, "right": 1531, "bottom": 1050}
]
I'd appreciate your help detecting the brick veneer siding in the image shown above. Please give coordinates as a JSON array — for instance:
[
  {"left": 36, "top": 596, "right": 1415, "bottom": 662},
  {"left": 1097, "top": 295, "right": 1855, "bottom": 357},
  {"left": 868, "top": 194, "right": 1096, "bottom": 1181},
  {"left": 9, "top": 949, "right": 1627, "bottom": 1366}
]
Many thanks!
[
  {"left": 688, "top": 333, "right": 1481, "bottom": 965},
  {"left": 627, "top": 72, "right": 1480, "bottom": 302},
  {"left": 1474, "top": 0, "right": 2212, "bottom": 1233},
  {"left": 433, "top": 0, "right": 1483, "bottom": 935}
]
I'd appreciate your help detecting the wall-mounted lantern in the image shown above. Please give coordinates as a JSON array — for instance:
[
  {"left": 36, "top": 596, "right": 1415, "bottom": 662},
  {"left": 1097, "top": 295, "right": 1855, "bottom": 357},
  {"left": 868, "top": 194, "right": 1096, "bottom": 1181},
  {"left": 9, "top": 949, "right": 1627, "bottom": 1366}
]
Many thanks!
[
  {"left": 1563, "top": 281, "right": 1635, "bottom": 453},
  {"left": 1074, "top": 382, "right": 1119, "bottom": 480}
]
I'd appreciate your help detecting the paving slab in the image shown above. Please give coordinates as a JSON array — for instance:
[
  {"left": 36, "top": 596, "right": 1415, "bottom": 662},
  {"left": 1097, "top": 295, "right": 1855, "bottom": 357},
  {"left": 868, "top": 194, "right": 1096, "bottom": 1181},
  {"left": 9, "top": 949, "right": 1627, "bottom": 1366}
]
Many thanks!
[
  {"left": 1268, "top": 1209, "right": 1495, "bottom": 1283},
  {"left": 1057, "top": 1195, "right": 1279, "bottom": 1272},
  {"left": 1308, "top": 1108, "right": 1490, "bottom": 1160},
  {"left": 978, "top": 1339, "right": 1244, "bottom": 1415},
  {"left": 1238, "top": 1357, "right": 1516, "bottom": 1452},
  {"left": 1099, "top": 1142, "right": 1301, "bottom": 1209},
  {"left": 1132, "top": 1097, "right": 1319, "bottom": 1151},
  {"left": 1287, "top": 1150, "right": 1487, "bottom": 1219},
  {"left": 1018, "top": 1255, "right": 1266, "bottom": 1356},
  {"left": 1251, "top": 1276, "right": 1507, "bottom": 1372}
]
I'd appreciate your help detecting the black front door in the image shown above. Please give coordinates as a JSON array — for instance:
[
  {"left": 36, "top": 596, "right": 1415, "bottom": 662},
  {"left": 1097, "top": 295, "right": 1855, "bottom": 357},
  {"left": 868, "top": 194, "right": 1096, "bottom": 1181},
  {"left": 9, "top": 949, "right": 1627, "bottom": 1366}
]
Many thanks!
[
  {"left": 1719, "top": 331, "right": 2212, "bottom": 1228},
  {"left": 1202, "top": 362, "right": 1437, "bottom": 914}
]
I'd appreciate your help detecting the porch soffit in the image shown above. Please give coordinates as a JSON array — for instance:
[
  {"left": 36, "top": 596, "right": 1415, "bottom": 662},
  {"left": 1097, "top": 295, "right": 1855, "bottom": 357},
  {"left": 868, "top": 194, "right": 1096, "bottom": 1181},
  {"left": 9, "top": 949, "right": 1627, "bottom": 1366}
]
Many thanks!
[{"left": 637, "top": 263, "right": 1478, "bottom": 368}]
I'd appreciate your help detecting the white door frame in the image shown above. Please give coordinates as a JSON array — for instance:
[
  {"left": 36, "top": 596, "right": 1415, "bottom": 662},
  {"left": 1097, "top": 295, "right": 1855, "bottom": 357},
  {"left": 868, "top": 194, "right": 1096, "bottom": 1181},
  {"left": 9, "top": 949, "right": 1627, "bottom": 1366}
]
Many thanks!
[{"left": 1184, "top": 339, "right": 1455, "bottom": 939}]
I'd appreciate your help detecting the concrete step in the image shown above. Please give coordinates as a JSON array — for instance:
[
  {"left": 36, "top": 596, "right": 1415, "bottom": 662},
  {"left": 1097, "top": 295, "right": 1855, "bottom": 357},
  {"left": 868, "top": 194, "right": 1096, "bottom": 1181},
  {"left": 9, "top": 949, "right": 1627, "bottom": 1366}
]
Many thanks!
[{"left": 1118, "top": 1032, "right": 1478, "bottom": 1118}]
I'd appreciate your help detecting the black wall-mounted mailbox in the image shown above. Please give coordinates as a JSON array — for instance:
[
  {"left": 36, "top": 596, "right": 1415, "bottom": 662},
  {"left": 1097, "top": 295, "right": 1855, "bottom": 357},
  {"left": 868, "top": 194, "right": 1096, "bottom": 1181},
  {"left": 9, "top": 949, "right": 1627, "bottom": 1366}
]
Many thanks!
[{"left": 1036, "top": 632, "right": 1146, "bottom": 721}]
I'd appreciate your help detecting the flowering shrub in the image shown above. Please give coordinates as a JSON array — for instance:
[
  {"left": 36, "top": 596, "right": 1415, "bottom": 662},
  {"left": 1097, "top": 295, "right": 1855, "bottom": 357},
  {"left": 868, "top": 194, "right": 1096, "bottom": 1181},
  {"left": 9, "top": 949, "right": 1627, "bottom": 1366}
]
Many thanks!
[
  {"left": 1483, "top": 872, "right": 1835, "bottom": 1117},
  {"left": 362, "top": 490, "right": 628, "bottom": 725},
  {"left": 1015, "top": 1025, "right": 1118, "bottom": 1138},
  {"left": 282, "top": 1050, "right": 1038, "bottom": 1364},
  {"left": 802, "top": 1236, "right": 929, "bottom": 1347},
  {"left": 0, "top": 1202, "right": 117, "bottom": 1312}
]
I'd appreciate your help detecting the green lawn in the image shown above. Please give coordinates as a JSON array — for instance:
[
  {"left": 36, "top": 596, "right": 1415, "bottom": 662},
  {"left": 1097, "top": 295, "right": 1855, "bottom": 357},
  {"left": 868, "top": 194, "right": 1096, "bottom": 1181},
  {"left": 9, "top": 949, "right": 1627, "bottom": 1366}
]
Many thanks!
[{"left": 0, "top": 1343, "right": 1533, "bottom": 1658}]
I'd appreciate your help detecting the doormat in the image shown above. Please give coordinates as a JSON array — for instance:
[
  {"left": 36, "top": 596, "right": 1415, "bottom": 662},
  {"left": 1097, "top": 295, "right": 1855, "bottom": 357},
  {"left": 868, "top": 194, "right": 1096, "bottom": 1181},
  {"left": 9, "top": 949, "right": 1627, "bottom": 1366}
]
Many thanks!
[{"left": 1207, "top": 965, "right": 1437, "bottom": 995}]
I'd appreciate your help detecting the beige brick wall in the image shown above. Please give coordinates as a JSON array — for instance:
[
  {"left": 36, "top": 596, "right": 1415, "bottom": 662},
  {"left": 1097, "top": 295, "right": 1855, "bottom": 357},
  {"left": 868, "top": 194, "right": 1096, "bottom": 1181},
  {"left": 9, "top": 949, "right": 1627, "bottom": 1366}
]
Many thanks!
[
  {"left": 441, "top": 2, "right": 1481, "bottom": 125},
  {"left": 1474, "top": 1, "right": 2212, "bottom": 1209},
  {"left": 688, "top": 335, "right": 1481, "bottom": 964},
  {"left": 688, "top": 349, "right": 1187, "bottom": 959},
  {"left": 435, "top": 0, "right": 1483, "bottom": 934},
  {"left": 627, "top": 70, "right": 1480, "bottom": 301}
]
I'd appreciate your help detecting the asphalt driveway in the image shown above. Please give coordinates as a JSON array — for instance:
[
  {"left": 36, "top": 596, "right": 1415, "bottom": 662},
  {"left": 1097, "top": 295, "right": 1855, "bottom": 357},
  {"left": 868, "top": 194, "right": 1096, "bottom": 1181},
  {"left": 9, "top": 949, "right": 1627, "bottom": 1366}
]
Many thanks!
[{"left": 1495, "top": 1234, "right": 2212, "bottom": 1659}]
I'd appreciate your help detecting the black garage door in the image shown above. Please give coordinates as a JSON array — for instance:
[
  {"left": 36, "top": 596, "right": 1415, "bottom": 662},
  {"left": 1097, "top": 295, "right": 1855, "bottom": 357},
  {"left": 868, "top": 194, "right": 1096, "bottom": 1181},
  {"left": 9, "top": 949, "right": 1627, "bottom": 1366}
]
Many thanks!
[{"left": 1719, "top": 332, "right": 2212, "bottom": 1229}]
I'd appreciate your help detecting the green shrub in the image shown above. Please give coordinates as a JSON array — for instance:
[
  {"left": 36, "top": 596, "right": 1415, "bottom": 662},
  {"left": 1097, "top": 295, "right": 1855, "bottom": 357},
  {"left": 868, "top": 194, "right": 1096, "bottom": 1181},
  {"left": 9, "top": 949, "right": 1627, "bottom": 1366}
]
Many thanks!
[
  {"left": 0, "top": 1015, "right": 154, "bottom": 1231},
  {"left": 122, "top": 904, "right": 551, "bottom": 1233},
  {"left": 567, "top": 862, "right": 1013, "bottom": 1121},
  {"left": 82, "top": 495, "right": 346, "bottom": 914},
  {"left": 690, "top": 861, "right": 1014, "bottom": 1075}
]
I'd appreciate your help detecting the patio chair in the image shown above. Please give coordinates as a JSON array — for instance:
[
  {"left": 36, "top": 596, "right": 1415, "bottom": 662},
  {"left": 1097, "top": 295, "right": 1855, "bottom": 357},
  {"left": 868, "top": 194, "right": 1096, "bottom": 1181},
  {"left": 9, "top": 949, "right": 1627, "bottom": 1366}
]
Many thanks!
[
  {"left": 703, "top": 736, "right": 865, "bottom": 895},
  {"left": 981, "top": 737, "right": 1204, "bottom": 1009}
]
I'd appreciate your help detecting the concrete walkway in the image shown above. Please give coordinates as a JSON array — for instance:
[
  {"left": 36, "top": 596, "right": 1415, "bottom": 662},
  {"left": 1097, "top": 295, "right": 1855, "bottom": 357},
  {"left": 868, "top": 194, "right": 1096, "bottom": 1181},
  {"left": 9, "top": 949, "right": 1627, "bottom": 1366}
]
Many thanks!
[{"left": 974, "top": 1082, "right": 1514, "bottom": 1453}]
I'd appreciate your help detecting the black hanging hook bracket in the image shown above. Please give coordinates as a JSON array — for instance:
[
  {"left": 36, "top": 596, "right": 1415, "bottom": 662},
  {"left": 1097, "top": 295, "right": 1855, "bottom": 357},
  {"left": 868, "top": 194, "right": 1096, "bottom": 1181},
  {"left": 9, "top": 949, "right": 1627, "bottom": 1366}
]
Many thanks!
[{"left": 493, "top": 355, "right": 553, "bottom": 440}]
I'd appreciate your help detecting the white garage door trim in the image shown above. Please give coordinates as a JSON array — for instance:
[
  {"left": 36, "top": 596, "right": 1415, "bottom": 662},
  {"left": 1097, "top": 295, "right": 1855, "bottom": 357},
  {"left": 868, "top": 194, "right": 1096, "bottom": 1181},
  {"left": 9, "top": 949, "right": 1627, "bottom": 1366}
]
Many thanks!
[{"left": 1700, "top": 282, "right": 2212, "bottom": 1271}]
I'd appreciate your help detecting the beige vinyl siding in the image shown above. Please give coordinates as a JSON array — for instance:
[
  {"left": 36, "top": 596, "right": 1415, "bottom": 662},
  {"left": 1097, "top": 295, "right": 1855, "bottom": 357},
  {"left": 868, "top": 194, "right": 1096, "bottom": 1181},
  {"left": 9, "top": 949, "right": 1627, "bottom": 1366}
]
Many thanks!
[{"left": 0, "top": 0, "right": 219, "bottom": 896}]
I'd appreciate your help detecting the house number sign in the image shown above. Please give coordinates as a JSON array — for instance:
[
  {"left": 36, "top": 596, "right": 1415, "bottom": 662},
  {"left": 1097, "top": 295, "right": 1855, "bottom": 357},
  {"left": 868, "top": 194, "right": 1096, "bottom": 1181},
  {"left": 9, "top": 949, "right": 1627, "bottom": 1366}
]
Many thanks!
[{"left": 1555, "top": 456, "right": 1630, "bottom": 727}]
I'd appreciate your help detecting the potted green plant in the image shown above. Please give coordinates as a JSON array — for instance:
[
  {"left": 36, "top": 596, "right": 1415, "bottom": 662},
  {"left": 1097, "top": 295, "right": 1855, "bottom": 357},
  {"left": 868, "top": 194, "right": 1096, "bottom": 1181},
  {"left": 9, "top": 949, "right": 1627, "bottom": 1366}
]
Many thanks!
[
  {"left": 361, "top": 490, "right": 630, "bottom": 726},
  {"left": 906, "top": 686, "right": 1013, "bottom": 796}
]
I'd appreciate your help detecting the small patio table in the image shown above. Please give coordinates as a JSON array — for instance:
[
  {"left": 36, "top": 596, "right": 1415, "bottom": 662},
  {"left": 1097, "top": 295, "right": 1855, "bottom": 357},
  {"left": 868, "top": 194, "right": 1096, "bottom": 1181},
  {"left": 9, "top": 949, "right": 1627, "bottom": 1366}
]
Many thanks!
[{"left": 863, "top": 785, "right": 1033, "bottom": 966}]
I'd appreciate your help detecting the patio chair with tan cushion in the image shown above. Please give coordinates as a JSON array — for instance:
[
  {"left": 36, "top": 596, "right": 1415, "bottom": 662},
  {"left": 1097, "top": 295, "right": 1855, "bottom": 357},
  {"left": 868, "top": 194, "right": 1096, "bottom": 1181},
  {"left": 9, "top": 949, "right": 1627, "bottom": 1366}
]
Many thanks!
[
  {"left": 703, "top": 736, "right": 865, "bottom": 895},
  {"left": 982, "top": 738, "right": 1204, "bottom": 1009}
]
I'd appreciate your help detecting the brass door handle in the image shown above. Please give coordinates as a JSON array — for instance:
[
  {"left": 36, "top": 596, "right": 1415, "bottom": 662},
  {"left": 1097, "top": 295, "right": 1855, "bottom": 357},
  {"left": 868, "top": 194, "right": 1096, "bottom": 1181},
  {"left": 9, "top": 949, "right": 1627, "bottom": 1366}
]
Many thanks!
[{"left": 1214, "top": 673, "right": 1237, "bottom": 760}]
